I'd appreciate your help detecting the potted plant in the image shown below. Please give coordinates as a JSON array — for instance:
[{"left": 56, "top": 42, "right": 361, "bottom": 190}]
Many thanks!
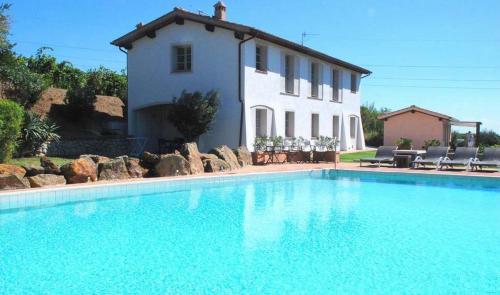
[
  {"left": 270, "top": 136, "right": 287, "bottom": 163},
  {"left": 251, "top": 136, "right": 269, "bottom": 165},
  {"left": 396, "top": 137, "right": 413, "bottom": 150},
  {"left": 324, "top": 136, "right": 339, "bottom": 163},
  {"left": 287, "top": 137, "right": 303, "bottom": 163},
  {"left": 313, "top": 136, "right": 334, "bottom": 162},
  {"left": 299, "top": 137, "right": 312, "bottom": 162}
]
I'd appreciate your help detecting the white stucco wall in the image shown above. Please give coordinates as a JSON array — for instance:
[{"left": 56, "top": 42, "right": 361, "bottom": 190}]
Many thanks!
[
  {"left": 127, "top": 21, "right": 240, "bottom": 152},
  {"left": 242, "top": 39, "right": 365, "bottom": 151},
  {"left": 126, "top": 20, "right": 365, "bottom": 152}
]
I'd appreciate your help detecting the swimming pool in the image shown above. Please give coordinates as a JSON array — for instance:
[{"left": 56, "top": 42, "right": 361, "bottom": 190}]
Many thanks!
[{"left": 0, "top": 170, "right": 499, "bottom": 294}]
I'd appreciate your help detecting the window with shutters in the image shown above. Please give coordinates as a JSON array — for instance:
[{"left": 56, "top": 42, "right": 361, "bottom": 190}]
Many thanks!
[
  {"left": 332, "top": 116, "right": 340, "bottom": 139},
  {"left": 285, "top": 111, "right": 295, "bottom": 138},
  {"left": 310, "top": 62, "right": 319, "bottom": 97},
  {"left": 332, "top": 69, "right": 340, "bottom": 102},
  {"left": 311, "top": 114, "right": 319, "bottom": 139},
  {"left": 350, "top": 73, "right": 358, "bottom": 93},
  {"left": 285, "top": 55, "right": 295, "bottom": 94},
  {"left": 172, "top": 45, "right": 192, "bottom": 72},
  {"left": 255, "top": 109, "right": 267, "bottom": 137},
  {"left": 255, "top": 45, "right": 267, "bottom": 72}
]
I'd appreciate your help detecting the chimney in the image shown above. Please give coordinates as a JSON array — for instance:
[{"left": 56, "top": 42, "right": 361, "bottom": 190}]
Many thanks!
[
  {"left": 213, "top": 1, "right": 227, "bottom": 21},
  {"left": 136, "top": 22, "right": 143, "bottom": 29}
]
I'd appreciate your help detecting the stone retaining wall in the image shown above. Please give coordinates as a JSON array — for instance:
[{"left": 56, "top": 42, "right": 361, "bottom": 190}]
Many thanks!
[{"left": 47, "top": 138, "right": 139, "bottom": 158}]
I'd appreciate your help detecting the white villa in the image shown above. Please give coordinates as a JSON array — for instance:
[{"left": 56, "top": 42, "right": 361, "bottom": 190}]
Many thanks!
[{"left": 112, "top": 2, "right": 371, "bottom": 152}]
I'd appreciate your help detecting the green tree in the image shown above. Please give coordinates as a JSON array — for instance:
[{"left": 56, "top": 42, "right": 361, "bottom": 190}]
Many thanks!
[
  {"left": 86, "top": 66, "right": 127, "bottom": 98},
  {"left": 167, "top": 90, "right": 220, "bottom": 142},
  {"left": 64, "top": 81, "right": 97, "bottom": 116},
  {"left": 0, "top": 60, "right": 48, "bottom": 107},
  {"left": 361, "top": 103, "right": 390, "bottom": 147},
  {"left": 0, "top": 99, "right": 24, "bottom": 162},
  {"left": 0, "top": 3, "right": 14, "bottom": 66}
]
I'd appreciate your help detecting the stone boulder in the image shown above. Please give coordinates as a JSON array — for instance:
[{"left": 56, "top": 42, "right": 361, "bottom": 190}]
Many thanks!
[
  {"left": 22, "top": 164, "right": 46, "bottom": 177},
  {"left": 155, "top": 154, "right": 190, "bottom": 177},
  {"left": 28, "top": 174, "right": 66, "bottom": 188},
  {"left": 125, "top": 157, "right": 148, "bottom": 178},
  {"left": 234, "top": 146, "right": 252, "bottom": 167},
  {"left": 209, "top": 145, "right": 241, "bottom": 170},
  {"left": 81, "top": 154, "right": 111, "bottom": 165},
  {"left": 203, "top": 159, "right": 231, "bottom": 173},
  {"left": 0, "top": 174, "right": 29, "bottom": 190},
  {"left": 200, "top": 153, "right": 219, "bottom": 161},
  {"left": 141, "top": 151, "right": 160, "bottom": 169},
  {"left": 98, "top": 157, "right": 130, "bottom": 181},
  {"left": 0, "top": 164, "right": 26, "bottom": 179},
  {"left": 179, "top": 142, "right": 204, "bottom": 175},
  {"left": 61, "top": 157, "right": 97, "bottom": 184},
  {"left": 40, "top": 156, "right": 61, "bottom": 174}
]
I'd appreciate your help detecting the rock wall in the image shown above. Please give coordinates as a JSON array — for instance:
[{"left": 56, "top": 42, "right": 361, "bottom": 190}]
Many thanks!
[{"left": 47, "top": 138, "right": 138, "bottom": 158}]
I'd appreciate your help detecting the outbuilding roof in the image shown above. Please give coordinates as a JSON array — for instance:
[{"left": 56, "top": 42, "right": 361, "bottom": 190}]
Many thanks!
[
  {"left": 111, "top": 8, "right": 371, "bottom": 75},
  {"left": 378, "top": 105, "right": 455, "bottom": 121}
]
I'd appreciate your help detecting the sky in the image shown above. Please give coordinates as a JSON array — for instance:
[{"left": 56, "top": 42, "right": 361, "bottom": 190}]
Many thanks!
[{"left": 7, "top": 0, "right": 500, "bottom": 132}]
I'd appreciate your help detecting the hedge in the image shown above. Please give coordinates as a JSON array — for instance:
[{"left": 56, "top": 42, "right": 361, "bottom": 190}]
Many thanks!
[{"left": 0, "top": 99, "right": 24, "bottom": 162}]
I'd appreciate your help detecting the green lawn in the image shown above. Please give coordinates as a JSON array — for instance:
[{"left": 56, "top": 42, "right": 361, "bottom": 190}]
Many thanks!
[
  {"left": 7, "top": 157, "right": 74, "bottom": 167},
  {"left": 340, "top": 150, "right": 376, "bottom": 163}
]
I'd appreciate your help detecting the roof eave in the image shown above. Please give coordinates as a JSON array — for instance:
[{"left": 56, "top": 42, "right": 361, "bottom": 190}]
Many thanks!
[{"left": 110, "top": 9, "right": 371, "bottom": 75}]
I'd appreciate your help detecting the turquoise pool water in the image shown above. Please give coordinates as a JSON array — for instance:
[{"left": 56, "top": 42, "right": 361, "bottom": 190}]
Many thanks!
[{"left": 0, "top": 170, "right": 499, "bottom": 294}]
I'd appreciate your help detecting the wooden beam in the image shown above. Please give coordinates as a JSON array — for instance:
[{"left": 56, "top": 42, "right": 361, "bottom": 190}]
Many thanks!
[
  {"left": 234, "top": 31, "right": 244, "bottom": 40},
  {"left": 146, "top": 31, "right": 156, "bottom": 38},
  {"left": 205, "top": 24, "right": 215, "bottom": 32},
  {"left": 175, "top": 16, "right": 184, "bottom": 25},
  {"left": 124, "top": 44, "right": 133, "bottom": 50}
]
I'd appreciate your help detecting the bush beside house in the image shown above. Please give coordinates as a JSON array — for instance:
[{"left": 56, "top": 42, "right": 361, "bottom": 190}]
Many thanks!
[{"left": 0, "top": 100, "right": 24, "bottom": 162}]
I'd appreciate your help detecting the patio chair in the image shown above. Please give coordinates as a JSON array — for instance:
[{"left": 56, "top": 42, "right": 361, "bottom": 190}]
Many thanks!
[
  {"left": 439, "top": 147, "right": 478, "bottom": 171},
  {"left": 470, "top": 147, "right": 500, "bottom": 171},
  {"left": 412, "top": 146, "right": 449, "bottom": 169},
  {"left": 359, "top": 146, "right": 398, "bottom": 167}
]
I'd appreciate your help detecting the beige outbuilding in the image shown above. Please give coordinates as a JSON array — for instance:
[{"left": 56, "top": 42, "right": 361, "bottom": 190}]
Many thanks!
[{"left": 378, "top": 105, "right": 481, "bottom": 149}]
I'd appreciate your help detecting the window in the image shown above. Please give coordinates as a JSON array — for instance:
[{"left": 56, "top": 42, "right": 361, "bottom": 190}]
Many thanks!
[
  {"left": 310, "top": 62, "right": 319, "bottom": 97},
  {"left": 332, "top": 69, "right": 340, "bottom": 102},
  {"left": 285, "top": 111, "right": 295, "bottom": 138},
  {"left": 332, "top": 116, "right": 340, "bottom": 139},
  {"left": 255, "top": 109, "right": 267, "bottom": 137},
  {"left": 256, "top": 45, "right": 267, "bottom": 72},
  {"left": 173, "top": 45, "right": 192, "bottom": 72},
  {"left": 285, "top": 55, "right": 294, "bottom": 94},
  {"left": 311, "top": 114, "right": 319, "bottom": 139},
  {"left": 350, "top": 73, "right": 358, "bottom": 93},
  {"left": 350, "top": 116, "right": 357, "bottom": 139}
]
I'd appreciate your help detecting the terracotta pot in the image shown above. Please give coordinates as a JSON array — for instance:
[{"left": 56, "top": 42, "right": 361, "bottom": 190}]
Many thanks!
[
  {"left": 251, "top": 152, "right": 269, "bottom": 165},
  {"left": 287, "top": 151, "right": 303, "bottom": 163},
  {"left": 301, "top": 151, "right": 312, "bottom": 162},
  {"left": 313, "top": 151, "right": 325, "bottom": 162},
  {"left": 324, "top": 151, "right": 339, "bottom": 163},
  {"left": 273, "top": 152, "right": 288, "bottom": 163}
]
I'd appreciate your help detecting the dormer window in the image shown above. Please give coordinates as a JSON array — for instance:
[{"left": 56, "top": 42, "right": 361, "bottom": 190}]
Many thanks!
[
  {"left": 172, "top": 45, "right": 192, "bottom": 72},
  {"left": 255, "top": 45, "right": 267, "bottom": 72}
]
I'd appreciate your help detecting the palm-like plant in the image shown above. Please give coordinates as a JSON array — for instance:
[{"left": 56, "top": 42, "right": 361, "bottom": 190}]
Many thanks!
[{"left": 20, "top": 111, "right": 60, "bottom": 156}]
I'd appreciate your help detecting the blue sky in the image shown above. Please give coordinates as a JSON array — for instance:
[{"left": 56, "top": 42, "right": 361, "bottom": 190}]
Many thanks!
[{"left": 8, "top": 0, "right": 500, "bottom": 132}]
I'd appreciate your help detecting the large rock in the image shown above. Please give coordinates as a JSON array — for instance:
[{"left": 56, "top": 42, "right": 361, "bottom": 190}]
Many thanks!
[
  {"left": 61, "top": 157, "right": 97, "bottom": 184},
  {"left": 203, "top": 159, "right": 231, "bottom": 173},
  {"left": 22, "top": 164, "right": 46, "bottom": 177},
  {"left": 0, "top": 174, "right": 29, "bottom": 190},
  {"left": 125, "top": 157, "right": 148, "bottom": 178},
  {"left": 209, "top": 145, "right": 241, "bottom": 170},
  {"left": 81, "top": 154, "right": 111, "bottom": 165},
  {"left": 234, "top": 146, "right": 252, "bottom": 167},
  {"left": 179, "top": 142, "right": 204, "bottom": 175},
  {"left": 200, "top": 153, "right": 219, "bottom": 161},
  {"left": 155, "top": 154, "right": 190, "bottom": 177},
  {"left": 28, "top": 174, "right": 66, "bottom": 188},
  {"left": 40, "top": 156, "right": 61, "bottom": 174},
  {"left": 98, "top": 157, "right": 129, "bottom": 181},
  {"left": 0, "top": 164, "right": 26, "bottom": 179},
  {"left": 141, "top": 151, "right": 160, "bottom": 169}
]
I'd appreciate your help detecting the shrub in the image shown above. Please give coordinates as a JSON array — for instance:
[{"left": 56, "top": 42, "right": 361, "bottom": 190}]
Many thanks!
[
  {"left": 0, "top": 62, "right": 48, "bottom": 107},
  {"left": 64, "top": 82, "right": 97, "bottom": 117},
  {"left": 423, "top": 139, "right": 441, "bottom": 149},
  {"left": 478, "top": 130, "right": 500, "bottom": 147},
  {"left": 0, "top": 99, "right": 24, "bottom": 162},
  {"left": 396, "top": 137, "right": 412, "bottom": 150},
  {"left": 167, "top": 90, "right": 220, "bottom": 142},
  {"left": 19, "top": 111, "right": 60, "bottom": 156}
]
